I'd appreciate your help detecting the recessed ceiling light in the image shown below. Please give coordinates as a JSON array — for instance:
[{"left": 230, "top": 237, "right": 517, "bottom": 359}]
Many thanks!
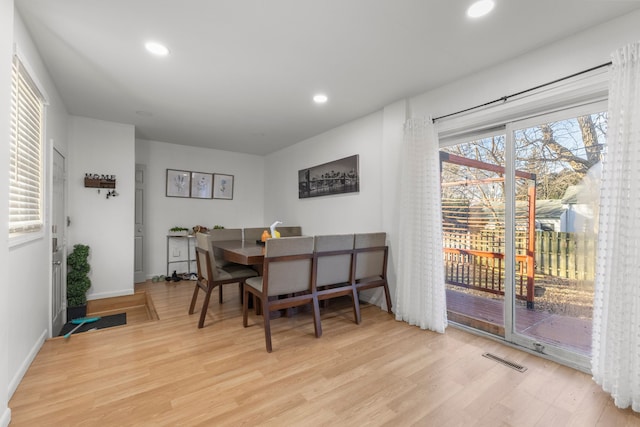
[
  {"left": 313, "top": 94, "right": 328, "bottom": 104},
  {"left": 145, "top": 41, "right": 169, "bottom": 56},
  {"left": 467, "top": 0, "right": 495, "bottom": 18}
]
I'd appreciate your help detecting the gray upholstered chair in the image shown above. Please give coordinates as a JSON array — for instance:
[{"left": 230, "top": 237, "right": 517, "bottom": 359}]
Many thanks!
[
  {"left": 354, "top": 232, "right": 392, "bottom": 316},
  {"left": 243, "top": 236, "right": 321, "bottom": 352},
  {"left": 209, "top": 228, "right": 242, "bottom": 268},
  {"left": 189, "top": 232, "right": 258, "bottom": 328},
  {"left": 314, "top": 234, "right": 360, "bottom": 324},
  {"left": 277, "top": 226, "right": 302, "bottom": 237},
  {"left": 243, "top": 227, "right": 268, "bottom": 242}
]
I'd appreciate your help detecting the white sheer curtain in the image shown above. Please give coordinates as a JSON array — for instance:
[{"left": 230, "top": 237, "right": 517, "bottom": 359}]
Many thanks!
[
  {"left": 592, "top": 41, "right": 640, "bottom": 411},
  {"left": 394, "top": 117, "right": 447, "bottom": 333}
]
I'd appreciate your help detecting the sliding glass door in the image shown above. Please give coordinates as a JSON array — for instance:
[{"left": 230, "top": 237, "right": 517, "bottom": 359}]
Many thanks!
[
  {"left": 505, "top": 103, "right": 606, "bottom": 367},
  {"left": 441, "top": 132, "right": 508, "bottom": 336},
  {"left": 441, "top": 101, "right": 606, "bottom": 369}
]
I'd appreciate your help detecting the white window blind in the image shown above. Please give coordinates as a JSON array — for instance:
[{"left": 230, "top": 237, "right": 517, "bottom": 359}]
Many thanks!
[{"left": 9, "top": 55, "right": 44, "bottom": 234}]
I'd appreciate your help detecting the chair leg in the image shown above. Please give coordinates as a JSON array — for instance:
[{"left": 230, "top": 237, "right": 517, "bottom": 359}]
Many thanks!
[
  {"left": 238, "top": 282, "right": 244, "bottom": 304},
  {"left": 383, "top": 283, "right": 392, "bottom": 314},
  {"left": 218, "top": 285, "right": 223, "bottom": 304},
  {"left": 198, "top": 285, "right": 214, "bottom": 328},
  {"left": 311, "top": 295, "right": 323, "bottom": 338},
  {"left": 255, "top": 296, "right": 262, "bottom": 316},
  {"left": 188, "top": 283, "right": 200, "bottom": 315},
  {"left": 242, "top": 287, "right": 250, "bottom": 327},
  {"left": 262, "top": 299, "right": 272, "bottom": 352},
  {"left": 350, "top": 287, "right": 362, "bottom": 324}
]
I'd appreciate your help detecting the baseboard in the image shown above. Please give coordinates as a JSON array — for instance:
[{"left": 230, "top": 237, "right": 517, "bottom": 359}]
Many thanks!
[
  {"left": 0, "top": 407, "right": 11, "bottom": 427},
  {"left": 87, "top": 289, "right": 134, "bottom": 301},
  {"left": 8, "top": 329, "right": 46, "bottom": 399}
]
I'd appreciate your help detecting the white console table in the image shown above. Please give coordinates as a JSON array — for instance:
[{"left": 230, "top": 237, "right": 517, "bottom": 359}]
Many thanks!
[{"left": 166, "top": 234, "right": 196, "bottom": 276}]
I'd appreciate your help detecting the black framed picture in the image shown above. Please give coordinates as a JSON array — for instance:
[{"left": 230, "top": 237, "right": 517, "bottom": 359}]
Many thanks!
[{"left": 298, "top": 155, "right": 359, "bottom": 199}]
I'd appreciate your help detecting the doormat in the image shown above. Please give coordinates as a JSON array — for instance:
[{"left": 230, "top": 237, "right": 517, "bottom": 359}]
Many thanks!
[{"left": 58, "top": 313, "right": 127, "bottom": 337}]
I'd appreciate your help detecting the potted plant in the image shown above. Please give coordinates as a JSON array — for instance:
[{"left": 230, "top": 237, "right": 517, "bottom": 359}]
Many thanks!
[
  {"left": 67, "top": 244, "right": 92, "bottom": 320},
  {"left": 168, "top": 226, "right": 189, "bottom": 236}
]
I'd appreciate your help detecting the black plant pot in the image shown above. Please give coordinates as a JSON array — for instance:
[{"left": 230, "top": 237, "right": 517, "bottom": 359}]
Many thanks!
[{"left": 67, "top": 305, "right": 87, "bottom": 321}]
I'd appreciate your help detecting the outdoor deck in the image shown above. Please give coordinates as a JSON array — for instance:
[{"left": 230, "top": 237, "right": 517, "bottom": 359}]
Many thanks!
[{"left": 446, "top": 289, "right": 592, "bottom": 355}]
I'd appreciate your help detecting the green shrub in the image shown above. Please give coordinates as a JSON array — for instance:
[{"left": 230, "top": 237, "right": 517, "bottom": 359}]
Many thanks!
[{"left": 67, "top": 244, "right": 91, "bottom": 307}]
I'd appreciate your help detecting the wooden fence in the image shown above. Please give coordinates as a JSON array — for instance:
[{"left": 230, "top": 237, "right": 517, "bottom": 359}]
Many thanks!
[
  {"left": 534, "top": 231, "right": 596, "bottom": 281},
  {"left": 442, "top": 230, "right": 595, "bottom": 305}
]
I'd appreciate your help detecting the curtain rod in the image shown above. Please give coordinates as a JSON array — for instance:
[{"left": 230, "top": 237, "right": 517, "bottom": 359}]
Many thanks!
[{"left": 431, "top": 61, "right": 612, "bottom": 123}]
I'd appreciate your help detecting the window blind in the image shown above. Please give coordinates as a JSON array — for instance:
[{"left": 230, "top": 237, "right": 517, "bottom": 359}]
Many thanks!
[{"left": 9, "top": 56, "right": 44, "bottom": 234}]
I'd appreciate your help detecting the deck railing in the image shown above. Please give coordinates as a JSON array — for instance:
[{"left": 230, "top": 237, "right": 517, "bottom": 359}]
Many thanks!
[{"left": 443, "top": 247, "right": 532, "bottom": 302}]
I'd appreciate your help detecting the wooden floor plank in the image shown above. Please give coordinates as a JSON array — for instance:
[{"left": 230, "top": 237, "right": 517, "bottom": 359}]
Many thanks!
[{"left": 8, "top": 280, "right": 640, "bottom": 426}]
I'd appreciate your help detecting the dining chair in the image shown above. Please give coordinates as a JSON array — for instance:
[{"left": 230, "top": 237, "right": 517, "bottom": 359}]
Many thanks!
[
  {"left": 209, "top": 228, "right": 242, "bottom": 268},
  {"left": 189, "top": 232, "right": 258, "bottom": 328},
  {"left": 277, "top": 226, "right": 302, "bottom": 237},
  {"left": 243, "top": 236, "right": 321, "bottom": 352},
  {"left": 243, "top": 227, "right": 268, "bottom": 242},
  {"left": 314, "top": 234, "right": 361, "bottom": 324},
  {"left": 354, "top": 232, "right": 392, "bottom": 316}
]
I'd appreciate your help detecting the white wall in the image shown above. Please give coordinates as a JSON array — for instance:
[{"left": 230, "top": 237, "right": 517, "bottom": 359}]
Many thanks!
[
  {"left": 136, "top": 139, "right": 265, "bottom": 278},
  {"left": 5, "top": 10, "right": 70, "bottom": 412},
  {"left": 68, "top": 116, "right": 135, "bottom": 299},
  {"left": 1, "top": 1, "right": 13, "bottom": 424},
  {"left": 410, "top": 10, "right": 640, "bottom": 121},
  {"left": 264, "top": 111, "right": 384, "bottom": 235}
]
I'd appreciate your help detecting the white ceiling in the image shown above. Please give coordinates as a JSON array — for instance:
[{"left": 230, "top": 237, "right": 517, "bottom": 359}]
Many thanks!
[{"left": 16, "top": 0, "right": 640, "bottom": 155}]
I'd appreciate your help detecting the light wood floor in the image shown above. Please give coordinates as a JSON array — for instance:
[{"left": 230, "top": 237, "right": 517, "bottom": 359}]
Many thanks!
[{"left": 9, "top": 280, "right": 640, "bottom": 426}]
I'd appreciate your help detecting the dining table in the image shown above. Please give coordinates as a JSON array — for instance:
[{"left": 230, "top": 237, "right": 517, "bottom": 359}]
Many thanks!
[{"left": 212, "top": 239, "right": 265, "bottom": 266}]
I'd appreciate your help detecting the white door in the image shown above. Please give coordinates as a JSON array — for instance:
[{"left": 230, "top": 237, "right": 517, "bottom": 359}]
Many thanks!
[
  {"left": 51, "top": 148, "right": 66, "bottom": 335},
  {"left": 134, "top": 164, "right": 146, "bottom": 283}
]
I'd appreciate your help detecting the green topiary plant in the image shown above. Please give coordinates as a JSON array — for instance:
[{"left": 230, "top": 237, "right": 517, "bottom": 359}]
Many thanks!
[{"left": 67, "top": 244, "right": 92, "bottom": 307}]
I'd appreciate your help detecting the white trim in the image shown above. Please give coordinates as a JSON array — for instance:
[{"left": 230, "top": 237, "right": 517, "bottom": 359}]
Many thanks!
[
  {"left": 8, "top": 329, "right": 46, "bottom": 399},
  {"left": 87, "top": 289, "right": 135, "bottom": 301},
  {"left": 0, "top": 407, "right": 11, "bottom": 427},
  {"left": 8, "top": 229, "right": 45, "bottom": 248},
  {"left": 13, "top": 45, "right": 50, "bottom": 105}
]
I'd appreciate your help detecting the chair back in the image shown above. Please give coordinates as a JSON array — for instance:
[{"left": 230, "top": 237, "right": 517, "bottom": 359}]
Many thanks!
[
  {"left": 209, "top": 228, "right": 242, "bottom": 268},
  {"left": 195, "top": 232, "right": 214, "bottom": 282},
  {"left": 314, "top": 234, "right": 354, "bottom": 287},
  {"left": 354, "top": 232, "right": 386, "bottom": 280},
  {"left": 243, "top": 227, "right": 268, "bottom": 241},
  {"left": 209, "top": 228, "right": 242, "bottom": 241},
  {"left": 264, "top": 236, "right": 314, "bottom": 297},
  {"left": 278, "top": 226, "right": 303, "bottom": 237}
]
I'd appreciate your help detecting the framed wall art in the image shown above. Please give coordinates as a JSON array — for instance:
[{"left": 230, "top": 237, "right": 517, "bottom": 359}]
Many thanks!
[
  {"left": 191, "top": 172, "right": 213, "bottom": 199},
  {"left": 213, "top": 173, "right": 234, "bottom": 200},
  {"left": 298, "top": 154, "right": 359, "bottom": 199},
  {"left": 166, "top": 169, "right": 191, "bottom": 198}
]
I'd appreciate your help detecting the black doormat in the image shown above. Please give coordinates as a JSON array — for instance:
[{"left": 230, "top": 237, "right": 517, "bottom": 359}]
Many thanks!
[{"left": 58, "top": 313, "right": 127, "bottom": 337}]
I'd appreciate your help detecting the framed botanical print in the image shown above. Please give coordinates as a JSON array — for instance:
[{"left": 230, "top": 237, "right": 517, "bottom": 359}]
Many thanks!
[
  {"left": 191, "top": 172, "right": 213, "bottom": 199},
  {"left": 166, "top": 169, "right": 191, "bottom": 198},
  {"left": 213, "top": 173, "right": 234, "bottom": 200}
]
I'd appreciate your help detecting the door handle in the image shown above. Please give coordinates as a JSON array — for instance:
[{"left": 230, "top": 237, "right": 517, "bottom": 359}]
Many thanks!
[{"left": 53, "top": 260, "right": 62, "bottom": 265}]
